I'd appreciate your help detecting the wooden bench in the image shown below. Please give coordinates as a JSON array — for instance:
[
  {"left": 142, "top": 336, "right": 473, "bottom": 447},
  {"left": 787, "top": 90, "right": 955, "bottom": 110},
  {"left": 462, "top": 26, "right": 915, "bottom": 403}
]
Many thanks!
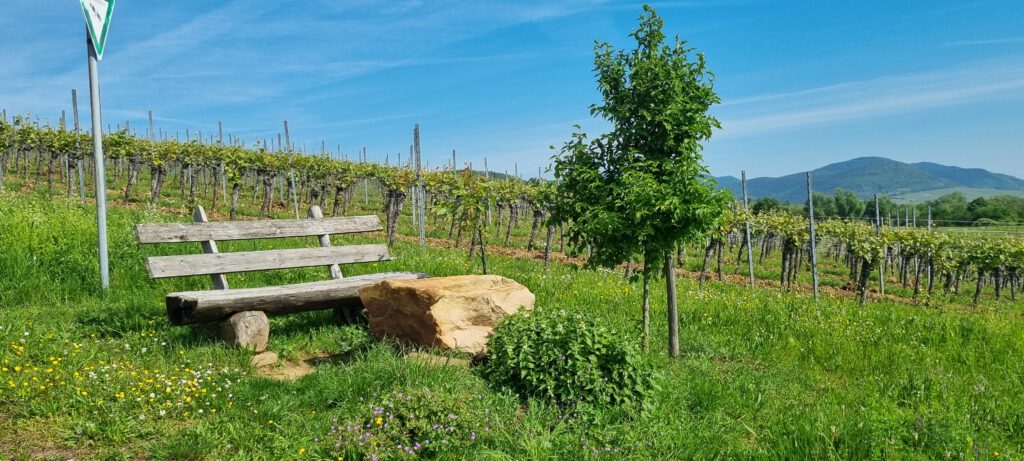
[{"left": 136, "top": 205, "right": 426, "bottom": 349}]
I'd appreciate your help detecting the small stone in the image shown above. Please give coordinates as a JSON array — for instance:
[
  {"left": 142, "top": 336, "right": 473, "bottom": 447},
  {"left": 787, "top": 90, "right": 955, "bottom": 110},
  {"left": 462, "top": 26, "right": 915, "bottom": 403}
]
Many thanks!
[{"left": 250, "top": 351, "right": 278, "bottom": 368}]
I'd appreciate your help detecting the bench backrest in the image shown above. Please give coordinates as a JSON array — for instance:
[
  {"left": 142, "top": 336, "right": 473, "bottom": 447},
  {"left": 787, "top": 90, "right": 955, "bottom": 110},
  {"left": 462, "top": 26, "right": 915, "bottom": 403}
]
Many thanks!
[{"left": 136, "top": 206, "right": 389, "bottom": 286}]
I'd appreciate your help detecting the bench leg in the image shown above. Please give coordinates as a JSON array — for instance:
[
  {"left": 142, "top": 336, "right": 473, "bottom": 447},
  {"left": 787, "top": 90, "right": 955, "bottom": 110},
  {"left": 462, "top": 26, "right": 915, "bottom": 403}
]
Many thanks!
[
  {"left": 332, "top": 306, "right": 369, "bottom": 325},
  {"left": 216, "top": 311, "right": 270, "bottom": 352}
]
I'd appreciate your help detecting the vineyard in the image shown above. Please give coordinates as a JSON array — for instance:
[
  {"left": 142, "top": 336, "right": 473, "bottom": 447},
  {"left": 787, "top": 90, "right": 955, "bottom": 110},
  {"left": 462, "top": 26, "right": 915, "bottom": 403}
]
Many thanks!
[
  {"left": 5, "top": 2, "right": 1024, "bottom": 458},
  {"left": 1, "top": 116, "right": 1021, "bottom": 308}
]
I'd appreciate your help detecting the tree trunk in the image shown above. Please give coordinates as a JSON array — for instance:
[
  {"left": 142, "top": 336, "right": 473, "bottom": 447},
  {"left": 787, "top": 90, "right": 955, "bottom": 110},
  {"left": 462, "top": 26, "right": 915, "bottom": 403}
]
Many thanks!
[
  {"left": 503, "top": 203, "right": 518, "bottom": 247},
  {"left": 46, "top": 152, "right": 57, "bottom": 193},
  {"left": 385, "top": 189, "right": 406, "bottom": 247},
  {"left": 149, "top": 164, "right": 166, "bottom": 207},
  {"left": 912, "top": 257, "right": 923, "bottom": 299},
  {"left": 780, "top": 243, "right": 790, "bottom": 289},
  {"left": 211, "top": 163, "right": 222, "bottom": 210},
  {"left": 449, "top": 197, "right": 463, "bottom": 240},
  {"left": 973, "top": 269, "right": 985, "bottom": 306},
  {"left": 188, "top": 165, "right": 200, "bottom": 207},
  {"left": 477, "top": 219, "right": 488, "bottom": 275},
  {"left": 699, "top": 238, "right": 716, "bottom": 286},
  {"left": 857, "top": 258, "right": 872, "bottom": 305},
  {"left": 527, "top": 208, "right": 544, "bottom": 251},
  {"left": 331, "top": 187, "right": 344, "bottom": 216},
  {"left": 665, "top": 252, "right": 679, "bottom": 357},
  {"left": 229, "top": 183, "right": 241, "bottom": 220},
  {"left": 259, "top": 173, "right": 275, "bottom": 217},
  {"left": 543, "top": 224, "right": 554, "bottom": 270},
  {"left": 716, "top": 238, "right": 725, "bottom": 281},
  {"left": 123, "top": 157, "right": 140, "bottom": 204},
  {"left": 179, "top": 162, "right": 189, "bottom": 198},
  {"left": 66, "top": 156, "right": 78, "bottom": 197},
  {"left": 994, "top": 267, "right": 1003, "bottom": 301},
  {"left": 641, "top": 257, "right": 651, "bottom": 352},
  {"left": 927, "top": 260, "right": 936, "bottom": 295}
]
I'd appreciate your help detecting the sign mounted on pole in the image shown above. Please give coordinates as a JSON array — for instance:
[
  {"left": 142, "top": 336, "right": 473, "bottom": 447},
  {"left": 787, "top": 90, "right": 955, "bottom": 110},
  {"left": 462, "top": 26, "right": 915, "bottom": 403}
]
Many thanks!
[
  {"left": 80, "top": 0, "right": 115, "bottom": 60},
  {"left": 80, "top": 0, "right": 115, "bottom": 290}
]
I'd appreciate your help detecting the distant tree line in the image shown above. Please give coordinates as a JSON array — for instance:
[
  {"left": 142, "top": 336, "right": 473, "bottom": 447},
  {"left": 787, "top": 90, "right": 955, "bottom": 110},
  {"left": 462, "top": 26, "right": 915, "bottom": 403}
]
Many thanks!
[{"left": 750, "top": 189, "right": 1024, "bottom": 226}]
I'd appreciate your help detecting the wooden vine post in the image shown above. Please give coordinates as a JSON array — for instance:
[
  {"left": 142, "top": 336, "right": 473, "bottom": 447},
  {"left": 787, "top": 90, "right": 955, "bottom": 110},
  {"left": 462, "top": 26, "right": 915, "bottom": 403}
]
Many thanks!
[
  {"left": 742, "top": 170, "right": 755, "bottom": 288},
  {"left": 72, "top": 89, "right": 86, "bottom": 203},
  {"left": 414, "top": 124, "right": 426, "bottom": 251},
  {"left": 283, "top": 120, "right": 299, "bottom": 219},
  {"left": 875, "top": 194, "right": 885, "bottom": 297},
  {"left": 806, "top": 172, "right": 819, "bottom": 301}
]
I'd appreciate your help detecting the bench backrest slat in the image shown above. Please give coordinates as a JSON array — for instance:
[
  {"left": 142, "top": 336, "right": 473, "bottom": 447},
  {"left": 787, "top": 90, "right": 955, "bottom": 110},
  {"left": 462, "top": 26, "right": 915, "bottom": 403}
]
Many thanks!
[
  {"left": 146, "top": 244, "right": 391, "bottom": 278},
  {"left": 136, "top": 215, "right": 382, "bottom": 244}
]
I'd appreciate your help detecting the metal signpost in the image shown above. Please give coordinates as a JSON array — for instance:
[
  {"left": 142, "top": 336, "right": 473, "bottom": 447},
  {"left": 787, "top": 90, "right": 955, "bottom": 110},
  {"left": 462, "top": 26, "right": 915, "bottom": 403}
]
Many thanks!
[{"left": 80, "top": 0, "right": 115, "bottom": 290}]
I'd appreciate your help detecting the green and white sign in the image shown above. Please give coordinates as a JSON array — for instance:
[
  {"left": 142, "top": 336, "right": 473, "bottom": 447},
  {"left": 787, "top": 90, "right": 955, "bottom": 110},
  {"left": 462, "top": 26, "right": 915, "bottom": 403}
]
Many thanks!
[{"left": 80, "top": 0, "right": 115, "bottom": 59}]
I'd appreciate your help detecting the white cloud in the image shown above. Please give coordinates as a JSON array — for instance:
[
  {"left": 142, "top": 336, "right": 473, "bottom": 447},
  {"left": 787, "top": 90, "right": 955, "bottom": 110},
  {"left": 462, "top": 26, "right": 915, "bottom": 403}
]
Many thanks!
[
  {"left": 944, "top": 37, "right": 1024, "bottom": 47},
  {"left": 717, "top": 56, "right": 1024, "bottom": 138}
]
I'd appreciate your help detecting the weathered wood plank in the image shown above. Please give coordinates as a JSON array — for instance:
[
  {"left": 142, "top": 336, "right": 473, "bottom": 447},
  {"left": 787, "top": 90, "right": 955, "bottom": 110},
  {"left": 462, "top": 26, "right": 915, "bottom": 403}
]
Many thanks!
[
  {"left": 308, "top": 205, "right": 343, "bottom": 280},
  {"left": 166, "top": 271, "right": 428, "bottom": 324},
  {"left": 193, "top": 206, "right": 229, "bottom": 290},
  {"left": 136, "top": 215, "right": 382, "bottom": 243},
  {"left": 146, "top": 244, "right": 391, "bottom": 278}
]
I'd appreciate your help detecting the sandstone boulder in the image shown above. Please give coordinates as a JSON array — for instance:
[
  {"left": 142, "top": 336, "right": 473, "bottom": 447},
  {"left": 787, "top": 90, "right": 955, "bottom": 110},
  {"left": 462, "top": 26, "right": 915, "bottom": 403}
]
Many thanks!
[{"left": 359, "top": 275, "right": 535, "bottom": 355}]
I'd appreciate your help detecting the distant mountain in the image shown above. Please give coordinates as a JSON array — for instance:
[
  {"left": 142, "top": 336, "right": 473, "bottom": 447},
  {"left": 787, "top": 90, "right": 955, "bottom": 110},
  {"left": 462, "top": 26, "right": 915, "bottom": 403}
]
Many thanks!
[{"left": 715, "top": 157, "right": 1024, "bottom": 203}]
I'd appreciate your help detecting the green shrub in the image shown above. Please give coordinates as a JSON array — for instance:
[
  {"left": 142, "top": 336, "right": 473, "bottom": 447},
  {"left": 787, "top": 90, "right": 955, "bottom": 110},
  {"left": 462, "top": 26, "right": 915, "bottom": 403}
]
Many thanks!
[{"left": 478, "top": 310, "right": 655, "bottom": 409}]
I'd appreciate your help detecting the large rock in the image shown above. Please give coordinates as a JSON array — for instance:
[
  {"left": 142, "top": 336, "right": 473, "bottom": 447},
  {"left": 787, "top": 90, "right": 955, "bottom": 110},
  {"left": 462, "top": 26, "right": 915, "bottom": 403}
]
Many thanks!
[{"left": 359, "top": 275, "right": 535, "bottom": 355}]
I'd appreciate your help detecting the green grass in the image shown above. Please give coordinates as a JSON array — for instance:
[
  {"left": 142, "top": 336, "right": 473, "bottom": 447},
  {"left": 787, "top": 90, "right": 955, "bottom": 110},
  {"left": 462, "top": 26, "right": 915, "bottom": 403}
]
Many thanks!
[{"left": 2, "top": 191, "right": 1024, "bottom": 459}]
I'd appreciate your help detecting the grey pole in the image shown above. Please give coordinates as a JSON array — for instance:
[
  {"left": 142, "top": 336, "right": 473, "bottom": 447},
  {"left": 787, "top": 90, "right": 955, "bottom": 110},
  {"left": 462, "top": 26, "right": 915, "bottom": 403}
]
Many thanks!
[
  {"left": 741, "top": 171, "right": 755, "bottom": 288},
  {"left": 87, "top": 32, "right": 110, "bottom": 290},
  {"left": 415, "top": 125, "right": 426, "bottom": 251},
  {"left": 912, "top": 206, "right": 918, "bottom": 281},
  {"left": 806, "top": 172, "right": 819, "bottom": 301},
  {"left": 875, "top": 194, "right": 884, "bottom": 297},
  {"left": 218, "top": 122, "right": 226, "bottom": 198},
  {"left": 72, "top": 89, "right": 86, "bottom": 203},
  {"left": 283, "top": 121, "right": 299, "bottom": 219},
  {"left": 61, "top": 111, "right": 71, "bottom": 187},
  {"left": 409, "top": 145, "right": 417, "bottom": 228},
  {"left": 927, "top": 205, "right": 933, "bottom": 290},
  {"left": 484, "top": 157, "right": 492, "bottom": 226}
]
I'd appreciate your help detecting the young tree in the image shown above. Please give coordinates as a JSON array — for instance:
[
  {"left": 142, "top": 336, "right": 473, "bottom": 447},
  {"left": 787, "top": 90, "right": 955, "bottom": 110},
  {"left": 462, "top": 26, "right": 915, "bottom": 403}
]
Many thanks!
[
  {"left": 805, "top": 192, "right": 836, "bottom": 218},
  {"left": 752, "top": 197, "right": 784, "bottom": 214},
  {"left": 551, "top": 5, "right": 726, "bottom": 356},
  {"left": 833, "top": 188, "right": 866, "bottom": 218}
]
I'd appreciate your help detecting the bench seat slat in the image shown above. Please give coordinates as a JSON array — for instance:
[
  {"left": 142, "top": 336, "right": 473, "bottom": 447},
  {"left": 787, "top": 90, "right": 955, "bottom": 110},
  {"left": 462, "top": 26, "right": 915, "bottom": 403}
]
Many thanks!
[
  {"left": 136, "top": 215, "right": 382, "bottom": 244},
  {"left": 146, "top": 244, "right": 390, "bottom": 278},
  {"left": 166, "top": 271, "right": 428, "bottom": 325}
]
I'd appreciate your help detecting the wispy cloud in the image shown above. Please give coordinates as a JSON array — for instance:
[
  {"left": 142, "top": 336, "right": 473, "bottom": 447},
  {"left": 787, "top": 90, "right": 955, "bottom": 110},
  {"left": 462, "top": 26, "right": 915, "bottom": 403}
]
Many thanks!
[
  {"left": 944, "top": 37, "right": 1024, "bottom": 47},
  {"left": 717, "top": 56, "right": 1024, "bottom": 138}
]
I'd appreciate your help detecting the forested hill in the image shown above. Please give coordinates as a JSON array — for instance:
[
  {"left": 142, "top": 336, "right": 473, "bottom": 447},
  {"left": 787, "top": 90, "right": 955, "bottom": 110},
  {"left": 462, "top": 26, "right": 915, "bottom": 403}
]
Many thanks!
[{"left": 715, "top": 157, "right": 1024, "bottom": 203}]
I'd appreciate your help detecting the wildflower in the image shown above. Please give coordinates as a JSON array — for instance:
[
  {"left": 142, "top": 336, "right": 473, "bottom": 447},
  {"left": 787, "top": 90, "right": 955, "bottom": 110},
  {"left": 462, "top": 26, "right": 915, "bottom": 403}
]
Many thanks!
[{"left": 298, "top": 448, "right": 306, "bottom": 455}]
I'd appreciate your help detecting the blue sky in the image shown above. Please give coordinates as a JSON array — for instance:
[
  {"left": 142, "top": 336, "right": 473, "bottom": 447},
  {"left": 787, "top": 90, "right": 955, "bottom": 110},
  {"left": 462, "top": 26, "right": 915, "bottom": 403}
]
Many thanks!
[{"left": 2, "top": 0, "right": 1023, "bottom": 180}]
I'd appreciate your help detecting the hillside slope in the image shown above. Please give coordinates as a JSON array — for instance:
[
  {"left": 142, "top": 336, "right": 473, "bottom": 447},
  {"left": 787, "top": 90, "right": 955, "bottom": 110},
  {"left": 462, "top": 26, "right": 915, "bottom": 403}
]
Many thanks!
[{"left": 716, "top": 157, "right": 1024, "bottom": 202}]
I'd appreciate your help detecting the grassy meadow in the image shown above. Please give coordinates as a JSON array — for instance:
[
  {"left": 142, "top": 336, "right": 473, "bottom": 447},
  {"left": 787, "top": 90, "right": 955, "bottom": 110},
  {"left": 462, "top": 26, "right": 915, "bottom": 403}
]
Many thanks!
[{"left": 1, "top": 186, "right": 1024, "bottom": 459}]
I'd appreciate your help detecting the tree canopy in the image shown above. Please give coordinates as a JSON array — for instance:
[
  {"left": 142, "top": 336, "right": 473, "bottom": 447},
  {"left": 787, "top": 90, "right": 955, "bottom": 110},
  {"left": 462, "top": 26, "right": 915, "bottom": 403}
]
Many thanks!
[{"left": 551, "top": 5, "right": 727, "bottom": 356}]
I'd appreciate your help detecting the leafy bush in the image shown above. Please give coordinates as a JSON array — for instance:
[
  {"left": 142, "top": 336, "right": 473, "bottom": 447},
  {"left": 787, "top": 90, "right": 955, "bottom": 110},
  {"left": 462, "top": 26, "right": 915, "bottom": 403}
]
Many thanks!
[{"left": 478, "top": 310, "right": 655, "bottom": 409}]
